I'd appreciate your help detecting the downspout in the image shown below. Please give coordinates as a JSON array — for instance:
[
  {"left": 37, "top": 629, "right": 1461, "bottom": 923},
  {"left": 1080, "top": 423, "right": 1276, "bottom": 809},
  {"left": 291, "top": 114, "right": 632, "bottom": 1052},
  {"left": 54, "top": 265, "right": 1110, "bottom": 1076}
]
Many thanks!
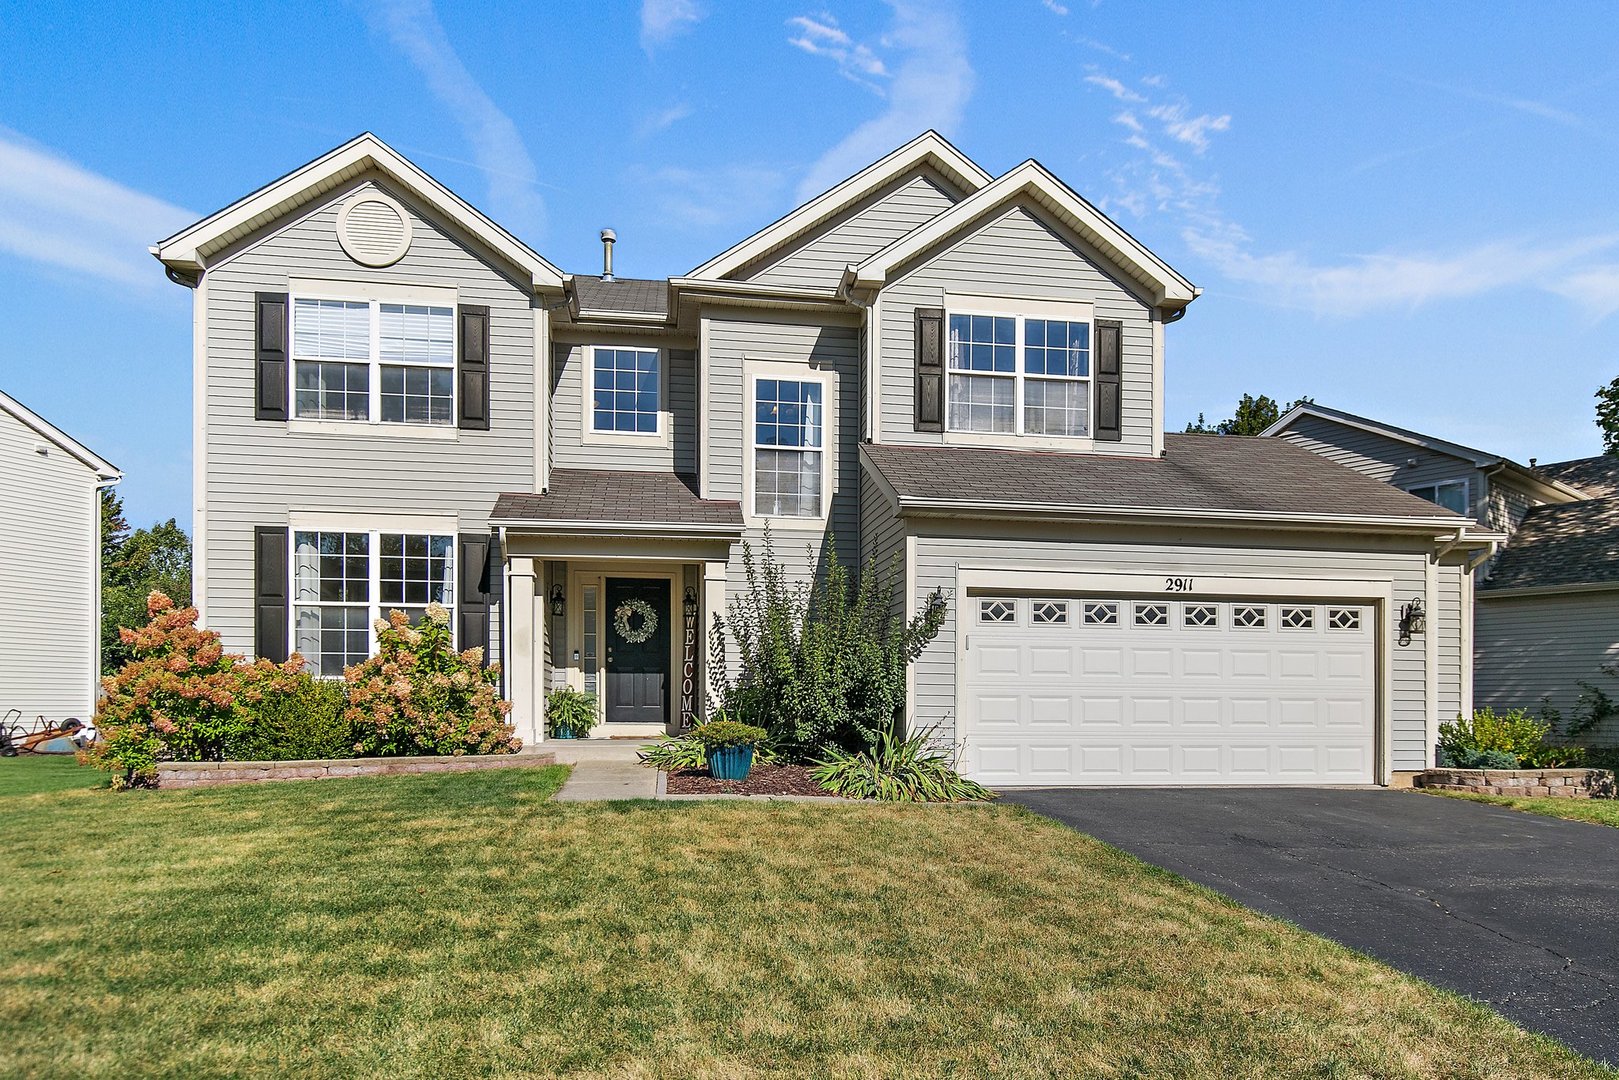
[{"left": 91, "top": 475, "right": 121, "bottom": 712}]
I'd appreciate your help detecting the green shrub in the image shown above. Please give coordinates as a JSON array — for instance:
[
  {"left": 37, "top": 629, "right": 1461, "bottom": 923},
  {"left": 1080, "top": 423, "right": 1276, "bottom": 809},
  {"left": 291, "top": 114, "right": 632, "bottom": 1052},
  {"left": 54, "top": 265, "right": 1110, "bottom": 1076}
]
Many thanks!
[
  {"left": 227, "top": 677, "right": 352, "bottom": 761},
  {"left": 690, "top": 719, "right": 768, "bottom": 749},
  {"left": 545, "top": 688, "right": 600, "bottom": 738},
  {"left": 1437, "top": 707, "right": 1585, "bottom": 770},
  {"left": 1437, "top": 747, "right": 1519, "bottom": 770},
  {"left": 637, "top": 735, "right": 708, "bottom": 770},
  {"left": 811, "top": 730, "right": 996, "bottom": 802},
  {"left": 708, "top": 532, "right": 948, "bottom": 757}
]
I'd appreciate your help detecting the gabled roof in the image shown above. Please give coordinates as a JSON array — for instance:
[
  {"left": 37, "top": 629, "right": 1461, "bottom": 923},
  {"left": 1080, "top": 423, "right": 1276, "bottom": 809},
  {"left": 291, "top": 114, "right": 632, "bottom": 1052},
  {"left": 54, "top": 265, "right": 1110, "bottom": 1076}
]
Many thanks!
[
  {"left": 152, "top": 133, "right": 565, "bottom": 290},
  {"left": 1481, "top": 498, "right": 1619, "bottom": 592},
  {"left": 861, "top": 435, "right": 1476, "bottom": 532},
  {"left": 1538, "top": 454, "right": 1619, "bottom": 500},
  {"left": 1263, "top": 402, "right": 1588, "bottom": 504},
  {"left": 0, "top": 389, "right": 121, "bottom": 480},
  {"left": 687, "top": 130, "right": 992, "bottom": 281},
  {"left": 844, "top": 159, "right": 1199, "bottom": 310}
]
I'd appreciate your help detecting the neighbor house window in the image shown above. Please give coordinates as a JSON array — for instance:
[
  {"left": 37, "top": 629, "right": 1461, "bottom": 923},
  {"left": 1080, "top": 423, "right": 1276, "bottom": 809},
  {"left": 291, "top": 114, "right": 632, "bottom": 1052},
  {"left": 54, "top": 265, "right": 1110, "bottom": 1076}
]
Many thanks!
[
  {"left": 752, "top": 376, "right": 825, "bottom": 518},
  {"left": 293, "top": 529, "right": 455, "bottom": 676},
  {"left": 1407, "top": 479, "right": 1469, "bottom": 515},
  {"left": 292, "top": 298, "right": 455, "bottom": 425},
  {"left": 947, "top": 312, "right": 1091, "bottom": 437},
  {"left": 592, "top": 348, "right": 661, "bottom": 434}
]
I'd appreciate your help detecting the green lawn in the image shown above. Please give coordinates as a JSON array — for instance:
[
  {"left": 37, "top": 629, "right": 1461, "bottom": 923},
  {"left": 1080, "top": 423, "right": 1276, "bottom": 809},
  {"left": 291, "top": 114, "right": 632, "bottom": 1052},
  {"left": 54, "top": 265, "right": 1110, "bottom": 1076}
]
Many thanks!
[
  {"left": 1424, "top": 789, "right": 1619, "bottom": 828},
  {"left": 0, "top": 754, "right": 108, "bottom": 796},
  {"left": 1, "top": 768, "right": 1610, "bottom": 1079}
]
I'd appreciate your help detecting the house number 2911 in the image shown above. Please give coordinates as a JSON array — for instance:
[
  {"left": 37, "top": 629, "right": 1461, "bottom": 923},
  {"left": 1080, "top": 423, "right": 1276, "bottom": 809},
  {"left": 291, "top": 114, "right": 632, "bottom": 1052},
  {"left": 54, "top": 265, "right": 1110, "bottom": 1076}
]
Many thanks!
[{"left": 1164, "top": 577, "right": 1195, "bottom": 592}]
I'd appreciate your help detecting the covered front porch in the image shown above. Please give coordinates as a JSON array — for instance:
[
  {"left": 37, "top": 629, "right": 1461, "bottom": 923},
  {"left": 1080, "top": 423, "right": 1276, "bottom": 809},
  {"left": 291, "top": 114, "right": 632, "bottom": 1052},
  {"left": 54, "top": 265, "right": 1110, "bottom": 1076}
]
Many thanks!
[{"left": 491, "top": 471, "right": 743, "bottom": 746}]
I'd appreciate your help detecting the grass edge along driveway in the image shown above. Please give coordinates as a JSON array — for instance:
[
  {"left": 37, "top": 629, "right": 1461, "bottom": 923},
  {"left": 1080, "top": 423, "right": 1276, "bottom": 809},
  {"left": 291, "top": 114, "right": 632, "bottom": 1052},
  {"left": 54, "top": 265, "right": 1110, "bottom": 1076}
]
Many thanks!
[
  {"left": 1, "top": 762, "right": 1611, "bottom": 1079},
  {"left": 1422, "top": 787, "right": 1619, "bottom": 829}
]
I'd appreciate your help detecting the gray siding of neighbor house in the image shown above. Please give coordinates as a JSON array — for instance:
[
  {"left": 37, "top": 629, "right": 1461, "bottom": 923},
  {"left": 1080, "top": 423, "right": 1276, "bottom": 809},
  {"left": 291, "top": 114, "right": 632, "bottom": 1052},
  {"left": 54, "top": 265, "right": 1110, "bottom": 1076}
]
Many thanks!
[
  {"left": 200, "top": 174, "right": 535, "bottom": 661},
  {"left": 1476, "top": 591, "right": 1619, "bottom": 747},
  {"left": 737, "top": 167, "right": 964, "bottom": 290},
  {"left": 550, "top": 340, "right": 698, "bottom": 475},
  {"left": 703, "top": 311, "right": 861, "bottom": 602},
  {"left": 1485, "top": 477, "right": 1539, "bottom": 537},
  {"left": 1276, "top": 415, "right": 1488, "bottom": 517},
  {"left": 907, "top": 521, "right": 1457, "bottom": 773},
  {"left": 876, "top": 201, "right": 1157, "bottom": 455},
  {"left": 0, "top": 407, "right": 99, "bottom": 723}
]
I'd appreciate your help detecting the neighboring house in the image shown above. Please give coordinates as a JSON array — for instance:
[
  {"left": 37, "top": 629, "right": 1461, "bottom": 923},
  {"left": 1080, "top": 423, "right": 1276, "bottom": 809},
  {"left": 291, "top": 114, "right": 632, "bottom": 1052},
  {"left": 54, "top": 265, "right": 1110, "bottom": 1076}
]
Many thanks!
[
  {"left": 0, "top": 390, "right": 121, "bottom": 727},
  {"left": 154, "top": 132, "right": 1491, "bottom": 786},
  {"left": 1266, "top": 403, "right": 1619, "bottom": 744}
]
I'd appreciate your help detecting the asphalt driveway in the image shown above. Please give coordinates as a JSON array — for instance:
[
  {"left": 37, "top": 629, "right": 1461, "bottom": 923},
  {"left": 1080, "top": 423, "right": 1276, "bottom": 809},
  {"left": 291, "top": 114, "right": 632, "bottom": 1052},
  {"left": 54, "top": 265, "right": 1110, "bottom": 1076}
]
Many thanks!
[{"left": 1003, "top": 787, "right": 1619, "bottom": 1065}]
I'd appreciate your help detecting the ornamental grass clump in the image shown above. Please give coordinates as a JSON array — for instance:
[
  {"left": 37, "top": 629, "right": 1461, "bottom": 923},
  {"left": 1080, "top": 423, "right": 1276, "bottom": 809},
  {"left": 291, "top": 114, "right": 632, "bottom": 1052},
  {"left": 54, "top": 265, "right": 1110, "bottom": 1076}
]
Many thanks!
[
  {"left": 346, "top": 604, "right": 519, "bottom": 756},
  {"left": 811, "top": 730, "right": 996, "bottom": 803}
]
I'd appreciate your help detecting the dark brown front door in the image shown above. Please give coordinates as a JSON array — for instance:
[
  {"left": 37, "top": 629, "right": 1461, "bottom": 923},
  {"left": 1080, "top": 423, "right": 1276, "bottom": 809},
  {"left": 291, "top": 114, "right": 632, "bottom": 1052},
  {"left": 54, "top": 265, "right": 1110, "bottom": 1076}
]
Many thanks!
[{"left": 605, "top": 578, "right": 670, "bottom": 725}]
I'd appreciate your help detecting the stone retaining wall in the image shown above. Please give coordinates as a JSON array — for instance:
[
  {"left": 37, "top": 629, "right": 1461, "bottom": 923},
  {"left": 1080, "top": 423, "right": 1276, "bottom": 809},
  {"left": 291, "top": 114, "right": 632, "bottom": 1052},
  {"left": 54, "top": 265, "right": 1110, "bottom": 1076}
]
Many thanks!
[
  {"left": 1413, "top": 768, "right": 1615, "bottom": 799},
  {"left": 155, "top": 752, "right": 556, "bottom": 789}
]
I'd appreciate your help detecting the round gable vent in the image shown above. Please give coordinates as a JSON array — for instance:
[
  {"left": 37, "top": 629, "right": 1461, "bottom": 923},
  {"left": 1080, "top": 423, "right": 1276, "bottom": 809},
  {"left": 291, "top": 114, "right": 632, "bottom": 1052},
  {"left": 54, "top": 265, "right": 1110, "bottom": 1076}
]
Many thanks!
[{"left": 337, "top": 193, "right": 412, "bottom": 267}]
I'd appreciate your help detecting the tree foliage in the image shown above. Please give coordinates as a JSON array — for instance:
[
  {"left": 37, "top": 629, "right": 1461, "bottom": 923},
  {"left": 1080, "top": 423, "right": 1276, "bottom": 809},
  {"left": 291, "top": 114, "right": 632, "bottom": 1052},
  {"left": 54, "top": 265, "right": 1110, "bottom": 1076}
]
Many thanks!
[
  {"left": 1185, "top": 394, "right": 1313, "bottom": 436},
  {"left": 1596, "top": 376, "right": 1619, "bottom": 456},
  {"left": 100, "top": 488, "right": 192, "bottom": 673}
]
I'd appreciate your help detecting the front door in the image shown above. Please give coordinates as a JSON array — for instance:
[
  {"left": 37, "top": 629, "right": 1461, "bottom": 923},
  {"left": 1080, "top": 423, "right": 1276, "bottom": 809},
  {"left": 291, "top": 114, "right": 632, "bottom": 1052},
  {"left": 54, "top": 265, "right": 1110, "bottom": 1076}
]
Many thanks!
[{"left": 604, "top": 578, "right": 671, "bottom": 725}]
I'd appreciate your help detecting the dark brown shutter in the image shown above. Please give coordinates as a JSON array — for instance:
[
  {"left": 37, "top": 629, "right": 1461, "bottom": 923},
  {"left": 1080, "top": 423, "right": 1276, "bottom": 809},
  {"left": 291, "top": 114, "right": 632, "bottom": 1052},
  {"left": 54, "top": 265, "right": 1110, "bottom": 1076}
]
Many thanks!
[
  {"left": 255, "top": 293, "right": 289, "bottom": 421},
  {"left": 914, "top": 306, "right": 944, "bottom": 432},
  {"left": 458, "top": 532, "right": 497, "bottom": 664},
  {"left": 457, "top": 304, "right": 490, "bottom": 430},
  {"left": 1095, "top": 318, "right": 1122, "bottom": 442},
  {"left": 254, "top": 526, "right": 290, "bottom": 662}
]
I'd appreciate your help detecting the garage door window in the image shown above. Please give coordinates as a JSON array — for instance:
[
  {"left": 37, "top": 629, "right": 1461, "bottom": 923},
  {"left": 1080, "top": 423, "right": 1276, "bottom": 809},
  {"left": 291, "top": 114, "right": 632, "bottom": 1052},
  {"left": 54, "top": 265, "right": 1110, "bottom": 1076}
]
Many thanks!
[
  {"left": 1082, "top": 601, "right": 1118, "bottom": 625},
  {"left": 1134, "top": 602, "right": 1168, "bottom": 626},
  {"left": 1281, "top": 606, "right": 1315, "bottom": 629},
  {"left": 978, "top": 598, "right": 1017, "bottom": 624},
  {"left": 1032, "top": 600, "right": 1068, "bottom": 624},
  {"left": 1184, "top": 603, "right": 1219, "bottom": 628},
  {"left": 1328, "top": 607, "right": 1362, "bottom": 630},
  {"left": 1233, "top": 605, "right": 1266, "bottom": 629}
]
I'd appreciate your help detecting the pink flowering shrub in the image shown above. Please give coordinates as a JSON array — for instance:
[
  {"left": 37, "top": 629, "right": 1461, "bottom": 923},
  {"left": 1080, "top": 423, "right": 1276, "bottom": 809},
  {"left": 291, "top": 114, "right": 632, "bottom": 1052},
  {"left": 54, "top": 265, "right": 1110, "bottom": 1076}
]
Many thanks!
[
  {"left": 345, "top": 604, "right": 518, "bottom": 756},
  {"left": 88, "top": 592, "right": 306, "bottom": 787}
]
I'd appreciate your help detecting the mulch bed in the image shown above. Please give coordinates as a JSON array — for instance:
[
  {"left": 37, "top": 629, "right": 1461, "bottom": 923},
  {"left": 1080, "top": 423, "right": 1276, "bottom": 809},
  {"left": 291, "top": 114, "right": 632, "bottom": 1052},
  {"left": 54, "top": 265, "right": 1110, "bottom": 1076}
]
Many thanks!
[{"left": 663, "top": 763, "right": 842, "bottom": 797}]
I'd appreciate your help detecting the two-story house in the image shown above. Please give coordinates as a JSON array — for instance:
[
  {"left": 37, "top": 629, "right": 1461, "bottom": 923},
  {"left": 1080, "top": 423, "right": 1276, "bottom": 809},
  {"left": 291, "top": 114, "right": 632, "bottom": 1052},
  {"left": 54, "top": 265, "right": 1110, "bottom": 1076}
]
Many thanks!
[{"left": 154, "top": 132, "right": 1494, "bottom": 786}]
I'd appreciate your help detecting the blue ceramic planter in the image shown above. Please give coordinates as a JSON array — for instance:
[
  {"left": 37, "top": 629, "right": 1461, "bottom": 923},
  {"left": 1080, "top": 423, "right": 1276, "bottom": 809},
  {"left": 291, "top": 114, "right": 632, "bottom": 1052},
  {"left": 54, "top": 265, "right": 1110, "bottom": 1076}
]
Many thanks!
[
  {"left": 707, "top": 744, "right": 755, "bottom": 781},
  {"left": 551, "top": 726, "right": 578, "bottom": 740}
]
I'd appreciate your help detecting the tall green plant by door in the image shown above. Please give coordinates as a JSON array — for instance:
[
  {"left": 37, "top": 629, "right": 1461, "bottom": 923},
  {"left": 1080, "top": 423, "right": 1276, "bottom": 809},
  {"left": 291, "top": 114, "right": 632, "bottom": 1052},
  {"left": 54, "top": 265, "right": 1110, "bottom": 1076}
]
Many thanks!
[{"left": 546, "top": 688, "right": 600, "bottom": 739}]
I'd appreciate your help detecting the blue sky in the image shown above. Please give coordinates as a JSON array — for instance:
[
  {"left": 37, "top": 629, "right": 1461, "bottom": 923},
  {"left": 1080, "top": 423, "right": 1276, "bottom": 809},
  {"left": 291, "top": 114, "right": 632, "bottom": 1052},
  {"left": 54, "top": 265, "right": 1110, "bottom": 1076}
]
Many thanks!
[{"left": 4, "top": 1, "right": 1618, "bottom": 527}]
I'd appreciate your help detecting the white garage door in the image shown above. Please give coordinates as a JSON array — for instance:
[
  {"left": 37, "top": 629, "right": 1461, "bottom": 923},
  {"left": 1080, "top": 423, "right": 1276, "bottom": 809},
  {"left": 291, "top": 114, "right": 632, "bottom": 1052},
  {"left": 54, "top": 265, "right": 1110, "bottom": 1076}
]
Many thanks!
[{"left": 962, "top": 595, "right": 1376, "bottom": 786}]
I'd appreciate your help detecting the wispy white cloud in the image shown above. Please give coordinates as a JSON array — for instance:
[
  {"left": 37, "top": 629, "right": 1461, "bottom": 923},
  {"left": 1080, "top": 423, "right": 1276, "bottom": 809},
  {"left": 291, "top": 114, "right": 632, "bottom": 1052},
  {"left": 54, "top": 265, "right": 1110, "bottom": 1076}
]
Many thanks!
[
  {"left": 793, "top": 0, "right": 975, "bottom": 202},
  {"left": 787, "top": 13, "right": 889, "bottom": 90},
  {"left": 641, "top": 0, "right": 704, "bottom": 52},
  {"left": 637, "top": 102, "right": 694, "bottom": 138},
  {"left": 1145, "top": 102, "right": 1230, "bottom": 154},
  {"left": 1074, "top": 36, "right": 1130, "bottom": 62},
  {"left": 1040, "top": 0, "right": 1069, "bottom": 15},
  {"left": 362, "top": 0, "right": 546, "bottom": 239},
  {"left": 630, "top": 164, "right": 787, "bottom": 230},
  {"left": 0, "top": 128, "right": 193, "bottom": 289},
  {"left": 1550, "top": 264, "right": 1619, "bottom": 321},
  {"left": 1083, "top": 73, "right": 1144, "bottom": 103}
]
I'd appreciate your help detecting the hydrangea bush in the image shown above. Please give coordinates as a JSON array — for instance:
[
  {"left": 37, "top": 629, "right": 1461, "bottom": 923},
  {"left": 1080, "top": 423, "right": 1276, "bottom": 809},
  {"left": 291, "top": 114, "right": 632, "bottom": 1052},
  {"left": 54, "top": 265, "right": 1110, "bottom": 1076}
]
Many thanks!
[{"left": 346, "top": 604, "right": 519, "bottom": 756}]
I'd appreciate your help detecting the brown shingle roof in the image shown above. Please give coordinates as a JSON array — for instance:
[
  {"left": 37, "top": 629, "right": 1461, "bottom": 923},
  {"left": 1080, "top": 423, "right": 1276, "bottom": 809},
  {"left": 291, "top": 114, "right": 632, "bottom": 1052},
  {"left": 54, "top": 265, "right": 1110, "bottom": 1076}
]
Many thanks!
[
  {"left": 1481, "top": 498, "right": 1619, "bottom": 591},
  {"left": 863, "top": 434, "right": 1467, "bottom": 521},
  {"left": 572, "top": 276, "right": 668, "bottom": 316},
  {"left": 1538, "top": 455, "right": 1619, "bottom": 500},
  {"left": 492, "top": 469, "right": 742, "bottom": 529}
]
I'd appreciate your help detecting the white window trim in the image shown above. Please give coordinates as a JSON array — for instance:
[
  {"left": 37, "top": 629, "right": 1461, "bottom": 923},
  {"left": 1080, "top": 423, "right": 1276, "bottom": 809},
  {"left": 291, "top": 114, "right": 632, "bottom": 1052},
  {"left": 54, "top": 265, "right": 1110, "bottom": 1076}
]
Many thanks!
[
  {"left": 287, "top": 284, "right": 459, "bottom": 432},
  {"left": 287, "top": 518, "right": 459, "bottom": 677},
  {"left": 582, "top": 345, "right": 671, "bottom": 447},
  {"left": 1406, "top": 477, "right": 1471, "bottom": 515},
  {"left": 743, "top": 358, "right": 836, "bottom": 529},
  {"left": 943, "top": 300, "right": 1097, "bottom": 447}
]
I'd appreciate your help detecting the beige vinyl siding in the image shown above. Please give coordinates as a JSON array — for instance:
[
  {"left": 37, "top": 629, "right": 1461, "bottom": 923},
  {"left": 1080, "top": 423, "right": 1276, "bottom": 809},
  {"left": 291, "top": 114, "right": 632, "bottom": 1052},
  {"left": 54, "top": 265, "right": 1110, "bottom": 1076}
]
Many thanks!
[
  {"left": 1485, "top": 478, "right": 1539, "bottom": 537},
  {"left": 738, "top": 168, "right": 963, "bottom": 290},
  {"left": 1276, "top": 415, "right": 1486, "bottom": 515},
  {"left": 0, "top": 407, "right": 100, "bottom": 723},
  {"left": 201, "top": 174, "right": 535, "bottom": 662},
  {"left": 876, "top": 200, "right": 1156, "bottom": 455},
  {"left": 1476, "top": 591, "right": 1619, "bottom": 747},
  {"left": 1437, "top": 562, "right": 1465, "bottom": 720},
  {"left": 908, "top": 521, "right": 1443, "bottom": 772},
  {"left": 550, "top": 342, "right": 698, "bottom": 475}
]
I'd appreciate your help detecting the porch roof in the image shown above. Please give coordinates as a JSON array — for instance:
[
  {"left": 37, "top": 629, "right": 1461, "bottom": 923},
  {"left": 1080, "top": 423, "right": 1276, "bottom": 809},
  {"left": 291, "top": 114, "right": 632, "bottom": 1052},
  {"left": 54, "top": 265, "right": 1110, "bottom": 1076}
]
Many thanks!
[{"left": 492, "top": 470, "right": 743, "bottom": 533}]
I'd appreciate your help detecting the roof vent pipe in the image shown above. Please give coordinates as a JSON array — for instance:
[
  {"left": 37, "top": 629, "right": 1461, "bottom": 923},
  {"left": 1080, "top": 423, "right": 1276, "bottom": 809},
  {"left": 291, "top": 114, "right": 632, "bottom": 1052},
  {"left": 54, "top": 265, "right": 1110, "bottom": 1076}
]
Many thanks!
[{"left": 600, "top": 228, "right": 616, "bottom": 282}]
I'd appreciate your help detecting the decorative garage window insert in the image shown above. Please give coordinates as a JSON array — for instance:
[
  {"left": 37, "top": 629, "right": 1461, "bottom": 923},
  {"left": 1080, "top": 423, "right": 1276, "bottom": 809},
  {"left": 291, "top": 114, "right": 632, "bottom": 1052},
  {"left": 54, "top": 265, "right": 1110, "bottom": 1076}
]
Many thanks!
[
  {"left": 1328, "top": 607, "right": 1362, "bottom": 631},
  {"left": 1183, "top": 604, "right": 1219, "bottom": 628},
  {"left": 292, "top": 297, "right": 455, "bottom": 425},
  {"left": 978, "top": 598, "right": 1016, "bottom": 624},
  {"left": 1082, "top": 601, "right": 1119, "bottom": 626},
  {"left": 1281, "top": 606, "right": 1315, "bottom": 630},
  {"left": 1032, "top": 600, "right": 1069, "bottom": 624},
  {"left": 1134, "top": 603, "right": 1169, "bottom": 626},
  {"left": 1233, "top": 605, "right": 1266, "bottom": 629}
]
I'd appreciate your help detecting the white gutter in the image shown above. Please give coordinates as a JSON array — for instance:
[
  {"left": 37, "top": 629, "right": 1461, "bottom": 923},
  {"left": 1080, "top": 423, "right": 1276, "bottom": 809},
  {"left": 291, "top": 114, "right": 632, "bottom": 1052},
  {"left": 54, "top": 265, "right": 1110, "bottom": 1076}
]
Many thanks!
[
  {"left": 489, "top": 518, "right": 744, "bottom": 539},
  {"left": 891, "top": 495, "right": 1478, "bottom": 535}
]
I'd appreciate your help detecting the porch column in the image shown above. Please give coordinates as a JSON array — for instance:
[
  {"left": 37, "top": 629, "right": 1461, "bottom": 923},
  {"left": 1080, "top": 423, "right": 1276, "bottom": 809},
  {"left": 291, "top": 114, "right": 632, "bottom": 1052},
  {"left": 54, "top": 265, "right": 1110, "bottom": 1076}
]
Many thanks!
[
  {"left": 702, "top": 559, "right": 727, "bottom": 713},
  {"left": 507, "top": 557, "right": 541, "bottom": 746}
]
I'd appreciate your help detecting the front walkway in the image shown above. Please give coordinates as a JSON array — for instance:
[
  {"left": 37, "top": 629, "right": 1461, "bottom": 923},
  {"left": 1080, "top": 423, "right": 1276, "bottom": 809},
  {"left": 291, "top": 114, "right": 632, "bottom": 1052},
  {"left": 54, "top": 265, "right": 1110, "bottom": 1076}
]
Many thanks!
[
  {"left": 1003, "top": 787, "right": 1619, "bottom": 1064},
  {"left": 546, "top": 739, "right": 659, "bottom": 801}
]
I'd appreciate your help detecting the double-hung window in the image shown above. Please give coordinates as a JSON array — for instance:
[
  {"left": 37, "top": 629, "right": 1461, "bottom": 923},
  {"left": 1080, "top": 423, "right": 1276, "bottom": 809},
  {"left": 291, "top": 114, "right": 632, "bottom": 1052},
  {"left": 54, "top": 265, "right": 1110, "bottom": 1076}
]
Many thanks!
[
  {"left": 292, "top": 297, "right": 455, "bottom": 425},
  {"left": 752, "top": 374, "right": 826, "bottom": 518},
  {"left": 946, "top": 311, "right": 1092, "bottom": 437},
  {"left": 591, "top": 347, "right": 662, "bottom": 435},
  {"left": 1407, "top": 479, "right": 1470, "bottom": 515},
  {"left": 292, "top": 529, "right": 455, "bottom": 676}
]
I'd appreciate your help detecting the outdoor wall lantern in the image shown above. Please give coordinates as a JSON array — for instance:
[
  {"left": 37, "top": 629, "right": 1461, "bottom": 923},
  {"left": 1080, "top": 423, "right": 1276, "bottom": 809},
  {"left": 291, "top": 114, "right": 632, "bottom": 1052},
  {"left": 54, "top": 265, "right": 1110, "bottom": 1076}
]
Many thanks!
[
  {"left": 549, "top": 583, "right": 566, "bottom": 618},
  {"left": 683, "top": 586, "right": 699, "bottom": 619},
  {"left": 1397, "top": 597, "right": 1426, "bottom": 647}
]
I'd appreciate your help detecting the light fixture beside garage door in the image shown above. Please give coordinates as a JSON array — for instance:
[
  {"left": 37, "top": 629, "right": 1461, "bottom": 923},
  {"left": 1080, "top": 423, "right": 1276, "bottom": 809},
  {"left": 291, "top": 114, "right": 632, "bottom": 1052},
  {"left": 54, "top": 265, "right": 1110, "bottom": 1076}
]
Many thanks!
[{"left": 1397, "top": 598, "right": 1426, "bottom": 647}]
